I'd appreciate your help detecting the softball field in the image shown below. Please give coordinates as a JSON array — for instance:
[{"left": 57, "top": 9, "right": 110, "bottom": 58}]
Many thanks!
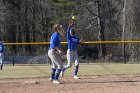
[{"left": 0, "top": 63, "right": 140, "bottom": 93}]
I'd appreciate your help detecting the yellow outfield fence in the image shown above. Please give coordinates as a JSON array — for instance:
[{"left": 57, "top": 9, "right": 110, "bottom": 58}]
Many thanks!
[{"left": 3, "top": 40, "right": 140, "bottom": 45}]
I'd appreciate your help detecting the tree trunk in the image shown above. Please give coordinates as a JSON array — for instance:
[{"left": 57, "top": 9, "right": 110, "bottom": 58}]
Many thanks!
[
  {"left": 97, "top": 0, "right": 107, "bottom": 58},
  {"left": 25, "top": 0, "right": 31, "bottom": 53},
  {"left": 124, "top": 0, "right": 140, "bottom": 62}
]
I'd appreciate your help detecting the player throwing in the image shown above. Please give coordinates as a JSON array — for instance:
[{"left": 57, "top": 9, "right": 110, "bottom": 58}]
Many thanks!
[
  {"left": 48, "top": 24, "right": 64, "bottom": 84},
  {"left": 61, "top": 16, "right": 85, "bottom": 79}
]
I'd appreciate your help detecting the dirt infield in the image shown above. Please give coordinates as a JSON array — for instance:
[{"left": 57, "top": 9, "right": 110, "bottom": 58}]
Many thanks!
[{"left": 1, "top": 74, "right": 140, "bottom": 93}]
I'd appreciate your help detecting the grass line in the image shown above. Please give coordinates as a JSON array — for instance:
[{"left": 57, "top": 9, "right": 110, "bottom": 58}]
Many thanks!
[{"left": 0, "top": 63, "right": 140, "bottom": 79}]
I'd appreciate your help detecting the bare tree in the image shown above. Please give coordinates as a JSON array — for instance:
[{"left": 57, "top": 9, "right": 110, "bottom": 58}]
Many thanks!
[{"left": 124, "top": 0, "right": 140, "bottom": 62}]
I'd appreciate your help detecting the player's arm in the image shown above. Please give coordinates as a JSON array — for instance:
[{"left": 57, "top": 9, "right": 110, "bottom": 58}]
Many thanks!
[
  {"left": 79, "top": 39, "right": 85, "bottom": 44},
  {"left": 77, "top": 37, "right": 85, "bottom": 44},
  {"left": 67, "top": 25, "right": 71, "bottom": 40},
  {"left": 67, "top": 18, "right": 75, "bottom": 40},
  {"left": 54, "top": 47, "right": 64, "bottom": 55},
  {"left": 53, "top": 35, "right": 64, "bottom": 55}
]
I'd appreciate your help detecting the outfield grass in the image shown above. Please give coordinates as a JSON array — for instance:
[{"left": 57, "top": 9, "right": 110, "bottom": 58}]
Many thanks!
[{"left": 0, "top": 63, "right": 140, "bottom": 79}]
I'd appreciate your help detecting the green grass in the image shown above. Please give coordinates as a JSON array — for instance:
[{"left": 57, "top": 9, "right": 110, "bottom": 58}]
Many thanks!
[{"left": 0, "top": 63, "right": 140, "bottom": 79}]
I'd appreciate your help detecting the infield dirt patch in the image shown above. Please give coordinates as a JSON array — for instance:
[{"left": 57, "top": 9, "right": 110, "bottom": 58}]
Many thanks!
[{"left": 0, "top": 74, "right": 140, "bottom": 93}]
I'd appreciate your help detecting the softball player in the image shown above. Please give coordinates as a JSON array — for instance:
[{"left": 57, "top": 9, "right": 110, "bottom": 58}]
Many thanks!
[
  {"left": 48, "top": 24, "right": 64, "bottom": 84},
  {"left": 61, "top": 17, "right": 85, "bottom": 79},
  {"left": 0, "top": 41, "right": 4, "bottom": 70}
]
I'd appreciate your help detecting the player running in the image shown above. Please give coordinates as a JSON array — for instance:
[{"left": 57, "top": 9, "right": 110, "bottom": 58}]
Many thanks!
[
  {"left": 48, "top": 24, "right": 65, "bottom": 84},
  {"left": 0, "top": 41, "right": 4, "bottom": 70},
  {"left": 61, "top": 16, "right": 85, "bottom": 79}
]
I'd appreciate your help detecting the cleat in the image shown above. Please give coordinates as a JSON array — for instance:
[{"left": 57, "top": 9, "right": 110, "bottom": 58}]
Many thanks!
[
  {"left": 53, "top": 80, "right": 63, "bottom": 84},
  {"left": 60, "top": 71, "right": 64, "bottom": 78},
  {"left": 49, "top": 78, "right": 53, "bottom": 82},
  {"left": 74, "top": 76, "right": 80, "bottom": 79}
]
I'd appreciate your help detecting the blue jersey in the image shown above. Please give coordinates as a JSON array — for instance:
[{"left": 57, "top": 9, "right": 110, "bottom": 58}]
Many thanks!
[
  {"left": 0, "top": 44, "right": 4, "bottom": 53},
  {"left": 49, "top": 32, "right": 61, "bottom": 50},
  {"left": 67, "top": 25, "right": 80, "bottom": 51}
]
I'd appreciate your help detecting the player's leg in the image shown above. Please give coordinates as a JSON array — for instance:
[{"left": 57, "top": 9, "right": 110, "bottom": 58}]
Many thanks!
[
  {"left": 0, "top": 53, "right": 3, "bottom": 70},
  {"left": 74, "top": 51, "right": 80, "bottom": 79},
  {"left": 51, "top": 50, "right": 63, "bottom": 83},
  {"left": 48, "top": 49, "right": 63, "bottom": 84},
  {"left": 50, "top": 62, "right": 57, "bottom": 81},
  {"left": 1, "top": 62, "right": 3, "bottom": 70},
  {"left": 53, "top": 55, "right": 63, "bottom": 84},
  {"left": 61, "top": 50, "right": 73, "bottom": 77},
  {"left": 48, "top": 50, "right": 55, "bottom": 80},
  {"left": 0, "top": 62, "right": 2, "bottom": 70},
  {"left": 62, "top": 50, "right": 73, "bottom": 72}
]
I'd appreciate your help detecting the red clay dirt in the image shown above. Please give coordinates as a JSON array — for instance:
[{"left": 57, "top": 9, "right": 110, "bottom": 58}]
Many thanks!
[{"left": 0, "top": 74, "right": 140, "bottom": 93}]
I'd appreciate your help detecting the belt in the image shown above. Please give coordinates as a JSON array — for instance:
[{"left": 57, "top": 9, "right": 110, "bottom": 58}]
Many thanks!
[
  {"left": 68, "top": 49, "right": 76, "bottom": 51},
  {"left": 49, "top": 49, "right": 57, "bottom": 51}
]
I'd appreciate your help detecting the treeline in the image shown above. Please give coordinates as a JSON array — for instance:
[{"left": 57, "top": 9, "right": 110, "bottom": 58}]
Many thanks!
[{"left": 0, "top": 0, "right": 139, "bottom": 62}]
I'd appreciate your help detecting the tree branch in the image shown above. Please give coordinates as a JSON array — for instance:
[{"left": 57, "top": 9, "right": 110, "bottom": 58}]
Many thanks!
[{"left": 85, "top": 6, "right": 99, "bottom": 17}]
